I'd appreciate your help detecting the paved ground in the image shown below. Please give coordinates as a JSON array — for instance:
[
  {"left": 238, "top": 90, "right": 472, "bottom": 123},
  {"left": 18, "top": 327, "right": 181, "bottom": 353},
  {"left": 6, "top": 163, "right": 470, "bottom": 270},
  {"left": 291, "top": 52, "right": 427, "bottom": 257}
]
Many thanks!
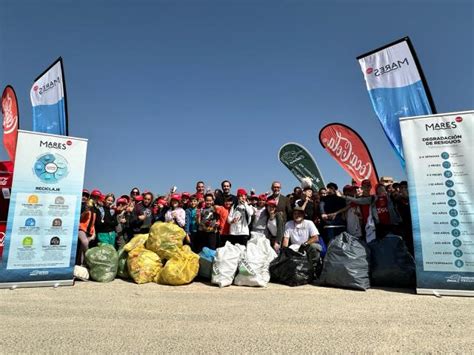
[{"left": 1, "top": 279, "right": 473, "bottom": 353}]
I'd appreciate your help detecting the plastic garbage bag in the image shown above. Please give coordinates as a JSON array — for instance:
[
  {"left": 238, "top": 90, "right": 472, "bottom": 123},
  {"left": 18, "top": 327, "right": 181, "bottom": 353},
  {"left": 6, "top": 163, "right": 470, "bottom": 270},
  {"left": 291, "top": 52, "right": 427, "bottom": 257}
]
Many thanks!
[
  {"left": 198, "top": 247, "right": 217, "bottom": 279},
  {"left": 368, "top": 234, "right": 415, "bottom": 288},
  {"left": 146, "top": 222, "right": 185, "bottom": 260},
  {"left": 117, "top": 247, "right": 129, "bottom": 279},
  {"left": 269, "top": 247, "right": 312, "bottom": 286},
  {"left": 158, "top": 245, "right": 200, "bottom": 285},
  {"left": 234, "top": 232, "right": 277, "bottom": 287},
  {"left": 127, "top": 247, "right": 162, "bottom": 284},
  {"left": 124, "top": 233, "right": 149, "bottom": 252},
  {"left": 211, "top": 241, "right": 245, "bottom": 288},
  {"left": 319, "top": 232, "right": 370, "bottom": 290},
  {"left": 85, "top": 244, "right": 118, "bottom": 282}
]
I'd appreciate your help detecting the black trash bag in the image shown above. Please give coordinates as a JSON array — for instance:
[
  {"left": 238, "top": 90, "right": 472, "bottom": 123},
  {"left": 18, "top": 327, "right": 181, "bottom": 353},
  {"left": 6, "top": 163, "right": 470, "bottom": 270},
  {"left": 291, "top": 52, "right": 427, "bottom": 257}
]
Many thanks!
[
  {"left": 269, "top": 248, "right": 312, "bottom": 286},
  {"left": 369, "top": 234, "right": 416, "bottom": 288},
  {"left": 319, "top": 232, "right": 370, "bottom": 291}
]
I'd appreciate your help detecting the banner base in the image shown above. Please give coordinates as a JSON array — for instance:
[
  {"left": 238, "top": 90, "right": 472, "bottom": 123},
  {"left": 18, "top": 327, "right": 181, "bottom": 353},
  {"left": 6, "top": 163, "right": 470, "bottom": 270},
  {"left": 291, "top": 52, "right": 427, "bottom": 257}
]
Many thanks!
[
  {"left": 417, "top": 288, "right": 474, "bottom": 297},
  {"left": 0, "top": 279, "right": 74, "bottom": 289}
]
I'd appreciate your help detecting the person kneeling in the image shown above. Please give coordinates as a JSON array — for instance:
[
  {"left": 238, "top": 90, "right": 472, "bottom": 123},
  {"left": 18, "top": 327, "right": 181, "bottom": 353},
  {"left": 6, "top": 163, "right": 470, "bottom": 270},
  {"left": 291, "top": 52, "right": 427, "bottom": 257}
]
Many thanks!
[{"left": 282, "top": 206, "right": 325, "bottom": 279}]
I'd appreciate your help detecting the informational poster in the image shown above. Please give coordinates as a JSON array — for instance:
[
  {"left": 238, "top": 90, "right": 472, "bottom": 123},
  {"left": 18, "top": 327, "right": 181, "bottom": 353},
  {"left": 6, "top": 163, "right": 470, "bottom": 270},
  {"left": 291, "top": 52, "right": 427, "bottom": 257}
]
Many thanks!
[
  {"left": 400, "top": 111, "right": 473, "bottom": 296},
  {"left": 0, "top": 130, "right": 87, "bottom": 288}
]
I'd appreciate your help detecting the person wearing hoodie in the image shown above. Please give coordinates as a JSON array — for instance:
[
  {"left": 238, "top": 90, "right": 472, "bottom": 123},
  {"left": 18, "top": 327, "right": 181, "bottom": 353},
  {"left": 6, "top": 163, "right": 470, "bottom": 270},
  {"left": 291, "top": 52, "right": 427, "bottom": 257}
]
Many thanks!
[
  {"left": 185, "top": 195, "right": 199, "bottom": 252},
  {"left": 227, "top": 188, "right": 254, "bottom": 245},
  {"left": 130, "top": 192, "right": 154, "bottom": 234},
  {"left": 251, "top": 194, "right": 268, "bottom": 234}
]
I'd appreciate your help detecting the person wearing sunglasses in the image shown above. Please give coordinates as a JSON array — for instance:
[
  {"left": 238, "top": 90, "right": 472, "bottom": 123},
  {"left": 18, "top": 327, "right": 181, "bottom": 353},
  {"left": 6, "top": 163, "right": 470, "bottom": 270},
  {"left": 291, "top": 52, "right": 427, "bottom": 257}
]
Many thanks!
[{"left": 130, "top": 188, "right": 140, "bottom": 202}]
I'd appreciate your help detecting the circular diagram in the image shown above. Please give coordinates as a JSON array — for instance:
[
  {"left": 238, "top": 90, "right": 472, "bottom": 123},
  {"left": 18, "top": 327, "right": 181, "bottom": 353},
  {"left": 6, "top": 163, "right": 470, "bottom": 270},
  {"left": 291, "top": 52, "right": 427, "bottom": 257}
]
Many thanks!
[{"left": 33, "top": 153, "right": 69, "bottom": 183}]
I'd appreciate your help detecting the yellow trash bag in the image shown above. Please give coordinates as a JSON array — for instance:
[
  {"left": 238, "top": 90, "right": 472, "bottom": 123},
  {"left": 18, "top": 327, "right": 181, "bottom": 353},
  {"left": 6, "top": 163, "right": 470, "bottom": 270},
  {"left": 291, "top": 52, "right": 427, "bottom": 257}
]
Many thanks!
[
  {"left": 146, "top": 222, "right": 185, "bottom": 260},
  {"left": 127, "top": 246, "right": 162, "bottom": 284},
  {"left": 158, "top": 245, "right": 200, "bottom": 285},
  {"left": 124, "top": 233, "right": 149, "bottom": 252}
]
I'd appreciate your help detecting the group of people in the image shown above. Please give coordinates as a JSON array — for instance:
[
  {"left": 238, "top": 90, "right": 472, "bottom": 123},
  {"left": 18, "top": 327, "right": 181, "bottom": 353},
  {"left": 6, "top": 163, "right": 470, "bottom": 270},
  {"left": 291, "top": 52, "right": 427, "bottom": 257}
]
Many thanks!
[{"left": 77, "top": 178, "right": 413, "bottom": 277}]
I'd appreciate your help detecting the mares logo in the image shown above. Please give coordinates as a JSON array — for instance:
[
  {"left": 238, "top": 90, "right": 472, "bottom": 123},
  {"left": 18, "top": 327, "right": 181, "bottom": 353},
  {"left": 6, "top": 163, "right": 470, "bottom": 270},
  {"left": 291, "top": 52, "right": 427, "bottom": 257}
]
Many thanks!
[
  {"left": 366, "top": 58, "right": 409, "bottom": 77},
  {"left": 322, "top": 130, "right": 372, "bottom": 180},
  {"left": 40, "top": 140, "right": 67, "bottom": 150},
  {"left": 425, "top": 121, "right": 458, "bottom": 131},
  {"left": 34, "top": 77, "right": 61, "bottom": 96}
]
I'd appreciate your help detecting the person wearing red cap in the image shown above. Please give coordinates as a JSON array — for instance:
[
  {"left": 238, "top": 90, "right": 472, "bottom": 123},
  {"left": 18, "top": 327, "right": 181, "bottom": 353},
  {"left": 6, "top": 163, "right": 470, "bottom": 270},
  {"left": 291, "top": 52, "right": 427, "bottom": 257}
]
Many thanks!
[
  {"left": 165, "top": 194, "right": 186, "bottom": 229},
  {"left": 153, "top": 197, "right": 169, "bottom": 223},
  {"left": 181, "top": 192, "right": 191, "bottom": 210},
  {"left": 216, "top": 197, "right": 234, "bottom": 247},
  {"left": 250, "top": 194, "right": 268, "bottom": 234},
  {"left": 95, "top": 193, "right": 118, "bottom": 246},
  {"left": 130, "top": 192, "right": 154, "bottom": 234},
  {"left": 227, "top": 188, "right": 254, "bottom": 245},
  {"left": 115, "top": 197, "right": 132, "bottom": 249}
]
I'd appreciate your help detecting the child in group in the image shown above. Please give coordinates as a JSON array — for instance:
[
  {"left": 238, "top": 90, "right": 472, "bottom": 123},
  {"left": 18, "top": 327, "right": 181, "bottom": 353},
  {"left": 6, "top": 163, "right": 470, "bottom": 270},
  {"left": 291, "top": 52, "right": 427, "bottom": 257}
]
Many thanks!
[
  {"left": 227, "top": 189, "right": 254, "bottom": 245},
  {"left": 185, "top": 195, "right": 199, "bottom": 251},
  {"left": 214, "top": 197, "right": 232, "bottom": 247},
  {"left": 115, "top": 197, "right": 131, "bottom": 249},
  {"left": 164, "top": 194, "right": 186, "bottom": 229},
  {"left": 196, "top": 193, "right": 220, "bottom": 251},
  {"left": 95, "top": 193, "right": 118, "bottom": 246}
]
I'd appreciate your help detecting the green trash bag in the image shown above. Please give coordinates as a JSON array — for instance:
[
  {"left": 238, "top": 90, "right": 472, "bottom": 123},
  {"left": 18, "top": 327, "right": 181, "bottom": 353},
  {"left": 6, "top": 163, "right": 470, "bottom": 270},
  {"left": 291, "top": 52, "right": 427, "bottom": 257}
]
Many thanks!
[
  {"left": 85, "top": 244, "right": 119, "bottom": 282},
  {"left": 117, "top": 248, "right": 129, "bottom": 279}
]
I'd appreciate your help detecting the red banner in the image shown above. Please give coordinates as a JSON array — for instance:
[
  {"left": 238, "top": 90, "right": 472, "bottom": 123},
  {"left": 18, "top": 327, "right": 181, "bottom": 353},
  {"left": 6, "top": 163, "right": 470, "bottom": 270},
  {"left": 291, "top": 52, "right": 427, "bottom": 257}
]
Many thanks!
[
  {"left": 1, "top": 85, "right": 19, "bottom": 163},
  {"left": 319, "top": 123, "right": 379, "bottom": 190}
]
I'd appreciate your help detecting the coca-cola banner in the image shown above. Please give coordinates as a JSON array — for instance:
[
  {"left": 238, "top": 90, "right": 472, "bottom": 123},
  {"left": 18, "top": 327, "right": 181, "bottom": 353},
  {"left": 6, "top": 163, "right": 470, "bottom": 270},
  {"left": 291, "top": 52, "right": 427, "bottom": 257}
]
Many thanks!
[
  {"left": 278, "top": 142, "right": 325, "bottom": 190},
  {"left": 319, "top": 123, "right": 379, "bottom": 189},
  {"left": 1, "top": 85, "right": 19, "bottom": 162}
]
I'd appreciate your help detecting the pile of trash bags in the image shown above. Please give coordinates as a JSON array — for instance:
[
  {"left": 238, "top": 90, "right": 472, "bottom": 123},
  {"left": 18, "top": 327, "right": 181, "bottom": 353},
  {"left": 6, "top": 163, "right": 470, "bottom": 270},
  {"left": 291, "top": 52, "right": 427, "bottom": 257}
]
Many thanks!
[
  {"left": 80, "top": 225, "right": 417, "bottom": 291},
  {"left": 212, "top": 232, "right": 277, "bottom": 288}
]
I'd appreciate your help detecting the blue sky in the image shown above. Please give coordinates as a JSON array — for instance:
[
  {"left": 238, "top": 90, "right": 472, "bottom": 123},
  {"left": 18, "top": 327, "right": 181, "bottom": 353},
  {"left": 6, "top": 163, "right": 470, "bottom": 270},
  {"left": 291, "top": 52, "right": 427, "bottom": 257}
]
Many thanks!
[{"left": 1, "top": 0, "right": 473, "bottom": 196}]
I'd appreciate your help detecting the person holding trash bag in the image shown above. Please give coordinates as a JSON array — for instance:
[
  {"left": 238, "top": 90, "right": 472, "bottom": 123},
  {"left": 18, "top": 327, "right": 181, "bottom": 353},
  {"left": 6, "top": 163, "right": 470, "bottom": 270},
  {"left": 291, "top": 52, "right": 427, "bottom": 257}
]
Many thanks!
[{"left": 282, "top": 205, "right": 326, "bottom": 278}]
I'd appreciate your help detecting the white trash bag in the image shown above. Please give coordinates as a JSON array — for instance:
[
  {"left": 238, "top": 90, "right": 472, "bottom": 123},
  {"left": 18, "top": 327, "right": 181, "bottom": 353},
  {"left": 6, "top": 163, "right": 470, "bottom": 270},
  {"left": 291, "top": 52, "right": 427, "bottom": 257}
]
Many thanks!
[
  {"left": 234, "top": 232, "right": 278, "bottom": 287},
  {"left": 211, "top": 241, "right": 245, "bottom": 288}
]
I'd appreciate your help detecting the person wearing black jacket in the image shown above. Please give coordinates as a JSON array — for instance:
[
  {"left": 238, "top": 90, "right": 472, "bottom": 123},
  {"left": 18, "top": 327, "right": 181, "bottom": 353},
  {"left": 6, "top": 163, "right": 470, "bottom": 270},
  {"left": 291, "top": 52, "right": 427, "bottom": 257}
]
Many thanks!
[
  {"left": 214, "top": 180, "right": 238, "bottom": 206},
  {"left": 319, "top": 182, "right": 347, "bottom": 244},
  {"left": 130, "top": 192, "right": 155, "bottom": 234},
  {"left": 95, "top": 193, "right": 119, "bottom": 246}
]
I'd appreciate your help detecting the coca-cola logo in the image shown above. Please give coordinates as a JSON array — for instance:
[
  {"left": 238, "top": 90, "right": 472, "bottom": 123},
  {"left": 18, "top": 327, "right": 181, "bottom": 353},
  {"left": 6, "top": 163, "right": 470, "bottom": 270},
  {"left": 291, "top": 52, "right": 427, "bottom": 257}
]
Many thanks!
[
  {"left": 455, "top": 116, "right": 463, "bottom": 123},
  {"left": 0, "top": 177, "right": 8, "bottom": 186},
  {"left": 2, "top": 92, "right": 18, "bottom": 134},
  {"left": 0, "top": 231, "right": 5, "bottom": 246},
  {"left": 321, "top": 130, "right": 372, "bottom": 180}
]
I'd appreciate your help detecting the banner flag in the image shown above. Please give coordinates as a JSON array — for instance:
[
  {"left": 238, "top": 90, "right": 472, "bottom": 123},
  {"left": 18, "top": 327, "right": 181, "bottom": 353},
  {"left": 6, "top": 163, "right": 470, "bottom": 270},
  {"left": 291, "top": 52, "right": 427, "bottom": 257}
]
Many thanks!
[
  {"left": 319, "top": 123, "right": 379, "bottom": 190},
  {"left": 278, "top": 142, "right": 325, "bottom": 190},
  {"left": 357, "top": 37, "right": 436, "bottom": 166},
  {"left": 0, "top": 130, "right": 87, "bottom": 288},
  {"left": 400, "top": 110, "right": 473, "bottom": 297},
  {"left": 1, "top": 85, "right": 19, "bottom": 162},
  {"left": 30, "top": 58, "right": 68, "bottom": 136}
]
